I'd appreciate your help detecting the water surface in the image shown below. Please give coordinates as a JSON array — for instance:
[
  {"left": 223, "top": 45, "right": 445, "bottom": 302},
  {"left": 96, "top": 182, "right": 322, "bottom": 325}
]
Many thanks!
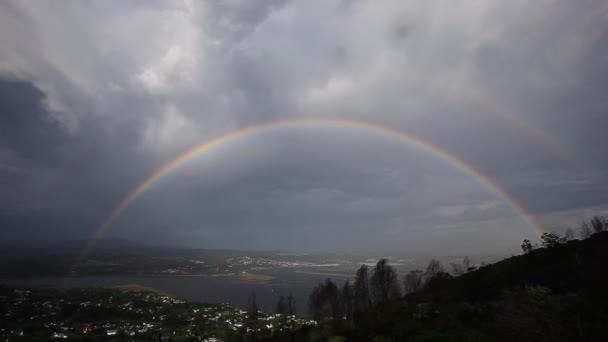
[{"left": 0, "top": 268, "right": 350, "bottom": 314}]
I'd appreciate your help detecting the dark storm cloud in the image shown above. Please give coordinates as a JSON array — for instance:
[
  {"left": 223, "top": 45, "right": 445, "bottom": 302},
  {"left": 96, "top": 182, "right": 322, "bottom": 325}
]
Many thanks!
[
  {"left": 0, "top": 77, "right": 161, "bottom": 241},
  {"left": 0, "top": 79, "right": 70, "bottom": 161},
  {"left": 0, "top": 78, "right": 73, "bottom": 215},
  {"left": 0, "top": 0, "right": 607, "bottom": 253}
]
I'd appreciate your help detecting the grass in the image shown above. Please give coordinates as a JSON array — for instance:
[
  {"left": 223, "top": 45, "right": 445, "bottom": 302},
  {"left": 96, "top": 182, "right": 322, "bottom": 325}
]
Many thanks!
[
  {"left": 294, "top": 270, "right": 353, "bottom": 278},
  {"left": 112, "top": 284, "right": 173, "bottom": 297},
  {"left": 208, "top": 271, "right": 276, "bottom": 282},
  {"left": 238, "top": 272, "right": 275, "bottom": 282}
]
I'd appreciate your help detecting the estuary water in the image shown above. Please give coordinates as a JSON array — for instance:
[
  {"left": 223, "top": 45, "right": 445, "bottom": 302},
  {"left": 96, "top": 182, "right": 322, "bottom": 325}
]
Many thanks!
[{"left": 0, "top": 268, "right": 350, "bottom": 314}]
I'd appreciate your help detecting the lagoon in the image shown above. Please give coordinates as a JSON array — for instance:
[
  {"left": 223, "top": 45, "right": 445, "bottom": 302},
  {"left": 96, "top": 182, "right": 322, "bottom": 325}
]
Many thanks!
[{"left": 0, "top": 268, "right": 350, "bottom": 314}]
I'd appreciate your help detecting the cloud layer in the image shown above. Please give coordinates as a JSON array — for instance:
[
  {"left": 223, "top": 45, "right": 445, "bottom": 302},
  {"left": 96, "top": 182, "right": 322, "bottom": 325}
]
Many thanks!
[{"left": 1, "top": 0, "right": 607, "bottom": 253}]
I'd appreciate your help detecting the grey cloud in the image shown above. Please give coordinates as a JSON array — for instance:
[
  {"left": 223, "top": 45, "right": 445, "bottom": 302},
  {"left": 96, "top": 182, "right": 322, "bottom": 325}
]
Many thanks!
[{"left": 0, "top": 0, "right": 607, "bottom": 253}]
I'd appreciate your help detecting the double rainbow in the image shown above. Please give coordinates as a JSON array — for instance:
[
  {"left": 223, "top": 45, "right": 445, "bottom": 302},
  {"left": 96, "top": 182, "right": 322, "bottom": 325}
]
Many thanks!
[{"left": 78, "top": 117, "right": 544, "bottom": 261}]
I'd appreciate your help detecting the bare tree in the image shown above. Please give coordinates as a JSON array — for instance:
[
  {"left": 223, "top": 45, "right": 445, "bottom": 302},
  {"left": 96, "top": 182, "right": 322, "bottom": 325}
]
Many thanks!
[
  {"left": 340, "top": 280, "right": 354, "bottom": 319},
  {"left": 425, "top": 259, "right": 444, "bottom": 281},
  {"left": 590, "top": 216, "right": 607, "bottom": 233},
  {"left": 450, "top": 256, "right": 471, "bottom": 276},
  {"left": 564, "top": 227, "right": 575, "bottom": 240},
  {"left": 463, "top": 256, "right": 472, "bottom": 271},
  {"left": 308, "top": 278, "right": 340, "bottom": 321},
  {"left": 370, "top": 258, "right": 401, "bottom": 305},
  {"left": 403, "top": 270, "right": 424, "bottom": 294},
  {"left": 353, "top": 265, "right": 371, "bottom": 313},
  {"left": 450, "top": 263, "right": 464, "bottom": 276},
  {"left": 580, "top": 221, "right": 593, "bottom": 239}
]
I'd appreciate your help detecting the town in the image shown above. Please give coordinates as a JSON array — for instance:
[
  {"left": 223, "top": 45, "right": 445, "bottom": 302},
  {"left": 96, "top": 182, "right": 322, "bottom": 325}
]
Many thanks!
[{"left": 0, "top": 286, "right": 316, "bottom": 341}]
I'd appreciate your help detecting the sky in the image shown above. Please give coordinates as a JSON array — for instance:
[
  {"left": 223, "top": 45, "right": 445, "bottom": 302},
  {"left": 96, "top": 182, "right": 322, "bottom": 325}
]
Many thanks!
[{"left": 0, "top": 0, "right": 607, "bottom": 254}]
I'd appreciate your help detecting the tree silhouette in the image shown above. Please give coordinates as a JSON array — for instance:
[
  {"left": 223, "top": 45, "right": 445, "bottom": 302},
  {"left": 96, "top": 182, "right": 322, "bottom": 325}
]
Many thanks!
[
  {"left": 540, "top": 232, "right": 566, "bottom": 248},
  {"left": 353, "top": 265, "right": 371, "bottom": 313},
  {"left": 247, "top": 291, "right": 259, "bottom": 320},
  {"left": 276, "top": 295, "right": 287, "bottom": 315},
  {"left": 286, "top": 293, "right": 296, "bottom": 316},
  {"left": 403, "top": 270, "right": 424, "bottom": 294},
  {"left": 463, "top": 256, "right": 472, "bottom": 271},
  {"left": 580, "top": 221, "right": 593, "bottom": 239},
  {"left": 521, "top": 239, "right": 534, "bottom": 254},
  {"left": 340, "top": 280, "right": 354, "bottom": 319},
  {"left": 564, "top": 227, "right": 575, "bottom": 240},
  {"left": 590, "top": 216, "right": 606, "bottom": 234},
  {"left": 308, "top": 278, "right": 340, "bottom": 321},
  {"left": 425, "top": 259, "right": 445, "bottom": 281},
  {"left": 370, "top": 258, "right": 401, "bottom": 305},
  {"left": 450, "top": 256, "right": 472, "bottom": 276}
]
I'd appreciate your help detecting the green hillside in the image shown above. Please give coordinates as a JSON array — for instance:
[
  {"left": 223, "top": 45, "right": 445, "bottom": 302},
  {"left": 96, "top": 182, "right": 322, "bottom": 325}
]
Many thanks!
[{"left": 305, "top": 231, "right": 608, "bottom": 342}]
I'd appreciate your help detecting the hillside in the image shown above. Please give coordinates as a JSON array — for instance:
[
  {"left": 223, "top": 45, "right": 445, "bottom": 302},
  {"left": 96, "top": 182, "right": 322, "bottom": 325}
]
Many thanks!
[{"left": 307, "top": 231, "right": 608, "bottom": 342}]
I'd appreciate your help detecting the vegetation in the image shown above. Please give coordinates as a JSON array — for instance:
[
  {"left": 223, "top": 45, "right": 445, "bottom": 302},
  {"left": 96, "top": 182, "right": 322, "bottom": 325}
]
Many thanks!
[
  {"left": 112, "top": 283, "right": 174, "bottom": 297},
  {"left": 0, "top": 286, "right": 315, "bottom": 341},
  {"left": 370, "top": 259, "right": 401, "bottom": 305},
  {"left": 3, "top": 215, "right": 608, "bottom": 340},
  {"left": 305, "top": 215, "right": 608, "bottom": 341},
  {"left": 238, "top": 272, "right": 276, "bottom": 282}
]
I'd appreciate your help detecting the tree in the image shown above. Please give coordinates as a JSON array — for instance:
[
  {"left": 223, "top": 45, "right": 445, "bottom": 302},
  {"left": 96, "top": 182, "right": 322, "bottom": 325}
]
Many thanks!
[
  {"left": 463, "top": 256, "right": 472, "bottom": 271},
  {"left": 580, "top": 221, "right": 593, "bottom": 239},
  {"left": 308, "top": 278, "right": 340, "bottom": 321},
  {"left": 450, "top": 256, "right": 472, "bottom": 276},
  {"left": 540, "top": 232, "right": 567, "bottom": 248},
  {"left": 340, "top": 280, "right": 354, "bottom": 319},
  {"left": 247, "top": 291, "right": 259, "bottom": 320},
  {"left": 590, "top": 216, "right": 606, "bottom": 234},
  {"left": 323, "top": 278, "right": 340, "bottom": 320},
  {"left": 285, "top": 293, "right": 297, "bottom": 338},
  {"left": 276, "top": 296, "right": 287, "bottom": 315},
  {"left": 309, "top": 283, "right": 323, "bottom": 321},
  {"left": 564, "top": 227, "right": 575, "bottom": 240},
  {"left": 425, "top": 259, "right": 445, "bottom": 281},
  {"left": 353, "top": 265, "right": 371, "bottom": 313},
  {"left": 370, "top": 258, "right": 401, "bottom": 305},
  {"left": 450, "top": 263, "right": 464, "bottom": 276},
  {"left": 521, "top": 239, "right": 534, "bottom": 254},
  {"left": 286, "top": 293, "right": 296, "bottom": 317},
  {"left": 403, "top": 270, "right": 424, "bottom": 294}
]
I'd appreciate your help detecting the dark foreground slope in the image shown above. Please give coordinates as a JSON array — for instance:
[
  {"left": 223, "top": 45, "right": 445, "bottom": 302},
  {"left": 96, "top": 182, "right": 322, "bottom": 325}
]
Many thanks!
[{"left": 309, "top": 232, "right": 608, "bottom": 342}]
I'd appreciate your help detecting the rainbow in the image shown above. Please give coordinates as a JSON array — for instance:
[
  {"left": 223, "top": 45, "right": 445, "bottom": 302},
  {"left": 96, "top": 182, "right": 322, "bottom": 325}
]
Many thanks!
[
  {"left": 78, "top": 117, "right": 544, "bottom": 260},
  {"left": 465, "top": 93, "right": 587, "bottom": 175},
  {"left": 395, "top": 68, "right": 583, "bottom": 173}
]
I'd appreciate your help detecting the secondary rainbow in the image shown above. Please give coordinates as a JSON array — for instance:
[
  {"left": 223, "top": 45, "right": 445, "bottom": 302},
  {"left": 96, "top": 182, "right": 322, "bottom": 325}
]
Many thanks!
[
  {"left": 78, "top": 117, "right": 544, "bottom": 260},
  {"left": 465, "top": 93, "right": 587, "bottom": 175},
  {"left": 399, "top": 68, "right": 584, "bottom": 173}
]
